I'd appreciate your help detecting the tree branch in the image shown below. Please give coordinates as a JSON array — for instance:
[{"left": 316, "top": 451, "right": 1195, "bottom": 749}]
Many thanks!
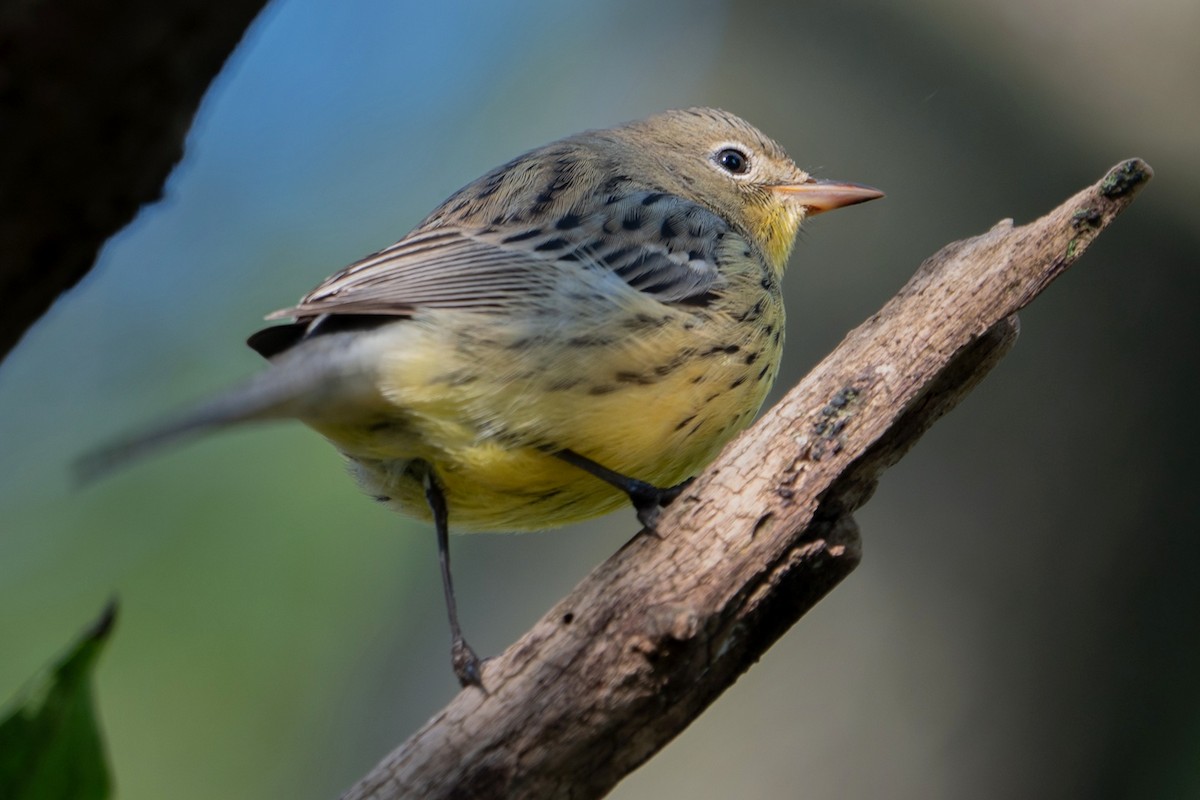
[
  {"left": 0, "top": 0, "right": 268, "bottom": 361},
  {"left": 340, "top": 159, "right": 1152, "bottom": 800}
]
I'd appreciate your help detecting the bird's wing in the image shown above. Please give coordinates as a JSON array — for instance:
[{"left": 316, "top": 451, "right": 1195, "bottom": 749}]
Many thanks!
[{"left": 266, "top": 191, "right": 732, "bottom": 320}]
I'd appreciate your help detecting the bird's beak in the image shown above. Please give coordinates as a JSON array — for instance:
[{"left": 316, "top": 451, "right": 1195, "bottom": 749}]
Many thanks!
[{"left": 774, "top": 179, "right": 884, "bottom": 215}]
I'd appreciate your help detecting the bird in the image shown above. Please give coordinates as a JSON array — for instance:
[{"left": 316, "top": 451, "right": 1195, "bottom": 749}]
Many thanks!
[{"left": 80, "top": 107, "right": 883, "bottom": 688}]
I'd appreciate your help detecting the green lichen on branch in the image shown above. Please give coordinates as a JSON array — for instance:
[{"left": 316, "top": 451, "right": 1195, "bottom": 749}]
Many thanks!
[{"left": 1100, "top": 159, "right": 1152, "bottom": 198}]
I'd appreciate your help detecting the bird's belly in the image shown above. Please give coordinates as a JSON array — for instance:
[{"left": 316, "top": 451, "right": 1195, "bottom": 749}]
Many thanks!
[{"left": 310, "top": 308, "right": 783, "bottom": 531}]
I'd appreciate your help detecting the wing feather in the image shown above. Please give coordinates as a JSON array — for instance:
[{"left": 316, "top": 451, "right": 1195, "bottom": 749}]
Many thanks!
[{"left": 267, "top": 192, "right": 733, "bottom": 320}]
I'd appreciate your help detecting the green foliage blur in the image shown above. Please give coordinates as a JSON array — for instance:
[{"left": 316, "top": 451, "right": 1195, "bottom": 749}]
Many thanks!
[{"left": 0, "top": 604, "right": 115, "bottom": 800}]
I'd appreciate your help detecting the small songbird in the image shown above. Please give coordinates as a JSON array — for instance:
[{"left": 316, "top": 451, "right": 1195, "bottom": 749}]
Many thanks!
[{"left": 81, "top": 108, "right": 882, "bottom": 687}]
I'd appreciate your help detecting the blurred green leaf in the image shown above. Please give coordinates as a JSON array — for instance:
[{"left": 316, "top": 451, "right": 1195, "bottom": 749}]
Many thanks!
[{"left": 0, "top": 602, "right": 116, "bottom": 800}]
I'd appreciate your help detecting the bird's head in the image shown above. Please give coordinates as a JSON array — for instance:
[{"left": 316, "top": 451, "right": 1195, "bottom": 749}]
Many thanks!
[{"left": 608, "top": 107, "right": 883, "bottom": 272}]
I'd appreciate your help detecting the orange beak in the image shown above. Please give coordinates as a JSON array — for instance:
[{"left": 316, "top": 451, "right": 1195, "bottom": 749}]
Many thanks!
[{"left": 774, "top": 179, "right": 885, "bottom": 215}]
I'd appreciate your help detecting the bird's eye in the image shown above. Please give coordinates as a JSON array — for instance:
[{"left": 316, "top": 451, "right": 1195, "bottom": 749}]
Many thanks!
[{"left": 715, "top": 147, "right": 750, "bottom": 175}]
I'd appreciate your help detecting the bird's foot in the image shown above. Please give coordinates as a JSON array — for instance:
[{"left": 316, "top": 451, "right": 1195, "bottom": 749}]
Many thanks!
[
  {"left": 451, "top": 636, "right": 486, "bottom": 691},
  {"left": 629, "top": 477, "right": 694, "bottom": 533}
]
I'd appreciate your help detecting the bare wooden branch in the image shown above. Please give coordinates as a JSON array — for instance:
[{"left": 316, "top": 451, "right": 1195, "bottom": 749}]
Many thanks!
[{"left": 341, "top": 159, "right": 1152, "bottom": 800}]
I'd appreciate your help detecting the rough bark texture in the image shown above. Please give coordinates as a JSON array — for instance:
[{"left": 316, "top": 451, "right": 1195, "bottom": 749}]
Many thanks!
[
  {"left": 0, "top": 0, "right": 269, "bottom": 361},
  {"left": 341, "top": 160, "right": 1151, "bottom": 799}
]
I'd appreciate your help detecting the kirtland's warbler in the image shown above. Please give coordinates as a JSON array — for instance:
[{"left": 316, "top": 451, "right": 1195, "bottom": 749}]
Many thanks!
[{"left": 82, "top": 107, "right": 882, "bottom": 687}]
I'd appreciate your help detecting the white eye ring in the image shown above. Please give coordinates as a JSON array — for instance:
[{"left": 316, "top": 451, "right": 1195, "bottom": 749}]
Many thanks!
[{"left": 714, "top": 146, "right": 751, "bottom": 176}]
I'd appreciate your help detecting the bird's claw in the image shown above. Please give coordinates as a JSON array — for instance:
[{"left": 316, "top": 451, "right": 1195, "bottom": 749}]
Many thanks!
[
  {"left": 631, "top": 477, "right": 694, "bottom": 534},
  {"left": 452, "top": 637, "right": 485, "bottom": 691}
]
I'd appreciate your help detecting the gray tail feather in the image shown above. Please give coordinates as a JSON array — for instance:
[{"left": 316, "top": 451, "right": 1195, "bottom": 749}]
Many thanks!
[{"left": 75, "top": 356, "right": 343, "bottom": 486}]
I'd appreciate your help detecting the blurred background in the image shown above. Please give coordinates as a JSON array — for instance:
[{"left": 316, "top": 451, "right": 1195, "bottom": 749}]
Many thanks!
[{"left": 2, "top": 0, "right": 1197, "bottom": 797}]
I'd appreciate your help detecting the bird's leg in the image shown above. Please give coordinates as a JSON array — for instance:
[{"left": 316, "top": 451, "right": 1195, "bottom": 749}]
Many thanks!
[
  {"left": 554, "top": 449, "right": 693, "bottom": 531},
  {"left": 421, "top": 466, "right": 484, "bottom": 690}
]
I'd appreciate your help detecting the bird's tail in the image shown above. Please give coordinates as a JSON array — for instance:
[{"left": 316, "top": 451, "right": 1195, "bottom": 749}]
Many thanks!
[{"left": 75, "top": 336, "right": 369, "bottom": 484}]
